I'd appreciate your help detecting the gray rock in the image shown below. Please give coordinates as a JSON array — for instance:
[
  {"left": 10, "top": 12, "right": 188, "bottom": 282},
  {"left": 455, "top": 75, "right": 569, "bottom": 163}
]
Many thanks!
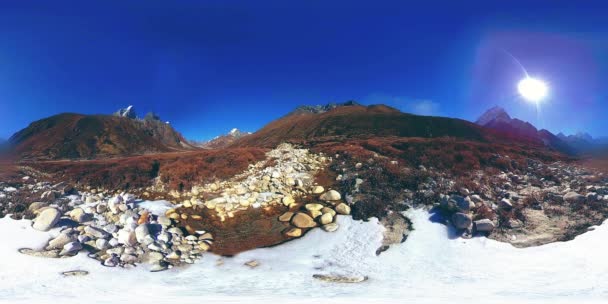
[
  {"left": 32, "top": 208, "right": 62, "bottom": 231},
  {"left": 69, "top": 208, "right": 87, "bottom": 223},
  {"left": 47, "top": 232, "right": 75, "bottom": 250},
  {"left": 474, "top": 219, "right": 495, "bottom": 233},
  {"left": 320, "top": 190, "right": 342, "bottom": 201},
  {"left": 117, "top": 229, "right": 137, "bottom": 246},
  {"left": 108, "top": 238, "right": 119, "bottom": 247},
  {"left": 452, "top": 195, "right": 475, "bottom": 212},
  {"left": 96, "top": 238, "right": 109, "bottom": 250},
  {"left": 135, "top": 224, "right": 150, "bottom": 243},
  {"left": 77, "top": 235, "right": 91, "bottom": 243},
  {"left": 499, "top": 198, "right": 513, "bottom": 210},
  {"left": 84, "top": 226, "right": 110, "bottom": 239},
  {"left": 451, "top": 212, "right": 472, "bottom": 229},
  {"left": 104, "top": 224, "right": 118, "bottom": 234},
  {"left": 103, "top": 255, "right": 120, "bottom": 267},
  {"left": 60, "top": 241, "right": 82, "bottom": 256}
]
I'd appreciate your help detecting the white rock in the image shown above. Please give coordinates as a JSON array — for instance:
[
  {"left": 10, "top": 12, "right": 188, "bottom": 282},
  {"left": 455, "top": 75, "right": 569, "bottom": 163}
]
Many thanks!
[
  {"left": 335, "top": 203, "right": 351, "bottom": 215},
  {"left": 96, "top": 239, "right": 109, "bottom": 250},
  {"left": 32, "top": 208, "right": 62, "bottom": 231},
  {"left": 320, "top": 190, "right": 341, "bottom": 201},
  {"left": 117, "top": 229, "right": 137, "bottom": 246},
  {"left": 135, "top": 225, "right": 150, "bottom": 243}
]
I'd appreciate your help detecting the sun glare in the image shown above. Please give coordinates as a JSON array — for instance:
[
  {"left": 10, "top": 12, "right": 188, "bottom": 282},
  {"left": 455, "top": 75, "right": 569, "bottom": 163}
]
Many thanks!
[{"left": 518, "top": 77, "right": 548, "bottom": 103}]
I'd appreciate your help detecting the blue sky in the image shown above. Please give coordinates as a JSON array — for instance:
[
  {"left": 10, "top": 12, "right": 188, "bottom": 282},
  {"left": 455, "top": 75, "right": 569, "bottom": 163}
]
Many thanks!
[{"left": 1, "top": 1, "right": 607, "bottom": 141}]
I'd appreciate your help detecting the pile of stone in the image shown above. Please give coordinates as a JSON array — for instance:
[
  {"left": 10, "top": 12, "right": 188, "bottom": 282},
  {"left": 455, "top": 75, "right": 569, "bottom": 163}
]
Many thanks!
[
  {"left": 161, "top": 143, "right": 328, "bottom": 222},
  {"left": 278, "top": 188, "right": 351, "bottom": 237},
  {"left": 440, "top": 194, "right": 495, "bottom": 237},
  {"left": 30, "top": 192, "right": 213, "bottom": 272}
]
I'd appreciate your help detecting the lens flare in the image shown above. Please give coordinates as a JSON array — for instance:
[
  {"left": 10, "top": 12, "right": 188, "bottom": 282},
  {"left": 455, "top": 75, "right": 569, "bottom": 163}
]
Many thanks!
[{"left": 518, "top": 77, "right": 548, "bottom": 102}]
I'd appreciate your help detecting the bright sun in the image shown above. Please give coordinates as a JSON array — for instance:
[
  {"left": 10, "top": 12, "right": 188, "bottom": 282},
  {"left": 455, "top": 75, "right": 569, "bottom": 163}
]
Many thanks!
[{"left": 518, "top": 77, "right": 548, "bottom": 103}]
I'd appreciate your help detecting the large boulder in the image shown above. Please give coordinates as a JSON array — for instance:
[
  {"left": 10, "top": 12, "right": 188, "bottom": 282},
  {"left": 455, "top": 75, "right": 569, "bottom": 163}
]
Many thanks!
[
  {"left": 135, "top": 224, "right": 150, "bottom": 243},
  {"left": 117, "top": 229, "right": 137, "bottom": 246},
  {"left": 278, "top": 212, "right": 294, "bottom": 222},
  {"left": 47, "top": 232, "right": 75, "bottom": 250},
  {"left": 451, "top": 212, "right": 472, "bottom": 229},
  {"left": 285, "top": 228, "right": 302, "bottom": 237},
  {"left": 474, "top": 219, "right": 495, "bottom": 233},
  {"left": 291, "top": 213, "right": 317, "bottom": 228},
  {"left": 319, "top": 213, "right": 333, "bottom": 225},
  {"left": 60, "top": 241, "right": 83, "bottom": 256},
  {"left": 69, "top": 208, "right": 88, "bottom": 223},
  {"left": 84, "top": 226, "right": 110, "bottom": 239},
  {"left": 453, "top": 195, "right": 475, "bottom": 212},
  {"left": 32, "top": 208, "right": 62, "bottom": 231},
  {"left": 335, "top": 203, "right": 351, "bottom": 215},
  {"left": 320, "top": 190, "right": 341, "bottom": 201}
]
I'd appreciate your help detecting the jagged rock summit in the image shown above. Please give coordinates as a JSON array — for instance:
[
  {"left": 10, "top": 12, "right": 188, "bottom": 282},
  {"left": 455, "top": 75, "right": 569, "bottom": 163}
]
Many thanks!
[
  {"left": 475, "top": 106, "right": 575, "bottom": 155},
  {"left": 289, "top": 100, "right": 361, "bottom": 115},
  {"left": 475, "top": 106, "right": 512, "bottom": 126},
  {"left": 114, "top": 105, "right": 137, "bottom": 119}
]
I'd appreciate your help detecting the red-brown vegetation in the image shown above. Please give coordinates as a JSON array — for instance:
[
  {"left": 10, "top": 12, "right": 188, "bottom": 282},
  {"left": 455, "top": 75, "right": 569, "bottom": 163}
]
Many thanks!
[
  {"left": 313, "top": 137, "right": 568, "bottom": 177},
  {"left": 26, "top": 148, "right": 267, "bottom": 191},
  {"left": 234, "top": 104, "right": 490, "bottom": 148}
]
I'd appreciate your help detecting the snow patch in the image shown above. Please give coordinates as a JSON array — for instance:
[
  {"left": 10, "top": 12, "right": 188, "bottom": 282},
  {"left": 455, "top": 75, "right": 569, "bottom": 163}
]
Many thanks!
[
  {"left": 136, "top": 200, "right": 174, "bottom": 216},
  {"left": 1, "top": 209, "right": 608, "bottom": 303}
]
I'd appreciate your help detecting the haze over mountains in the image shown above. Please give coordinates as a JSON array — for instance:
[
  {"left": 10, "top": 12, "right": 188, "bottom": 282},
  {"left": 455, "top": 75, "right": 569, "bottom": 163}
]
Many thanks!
[{"left": 476, "top": 106, "right": 606, "bottom": 155}]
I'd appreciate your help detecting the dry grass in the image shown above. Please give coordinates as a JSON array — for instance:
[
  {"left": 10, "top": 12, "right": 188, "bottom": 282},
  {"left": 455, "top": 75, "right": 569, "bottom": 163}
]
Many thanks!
[
  {"left": 313, "top": 137, "right": 568, "bottom": 177},
  {"left": 25, "top": 148, "right": 267, "bottom": 191}
]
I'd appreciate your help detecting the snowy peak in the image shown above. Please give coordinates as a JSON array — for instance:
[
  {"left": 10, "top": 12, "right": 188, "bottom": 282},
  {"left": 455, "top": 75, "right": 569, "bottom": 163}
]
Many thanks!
[
  {"left": 198, "top": 128, "right": 252, "bottom": 149},
  {"left": 475, "top": 106, "right": 511, "bottom": 126},
  {"left": 114, "top": 105, "right": 137, "bottom": 119},
  {"left": 229, "top": 128, "right": 241, "bottom": 137}
]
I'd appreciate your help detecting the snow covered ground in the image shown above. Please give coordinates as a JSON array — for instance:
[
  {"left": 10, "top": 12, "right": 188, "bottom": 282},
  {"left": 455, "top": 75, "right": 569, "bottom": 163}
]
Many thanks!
[{"left": 1, "top": 208, "right": 607, "bottom": 304}]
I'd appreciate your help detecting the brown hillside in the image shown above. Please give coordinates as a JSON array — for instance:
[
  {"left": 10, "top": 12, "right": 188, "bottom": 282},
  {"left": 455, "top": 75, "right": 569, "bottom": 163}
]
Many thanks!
[
  {"left": 234, "top": 104, "right": 492, "bottom": 148},
  {"left": 9, "top": 113, "right": 194, "bottom": 160}
]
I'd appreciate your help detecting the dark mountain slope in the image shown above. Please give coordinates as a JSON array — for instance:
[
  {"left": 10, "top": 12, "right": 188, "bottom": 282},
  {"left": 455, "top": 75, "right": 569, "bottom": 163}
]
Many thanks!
[{"left": 9, "top": 113, "right": 194, "bottom": 160}]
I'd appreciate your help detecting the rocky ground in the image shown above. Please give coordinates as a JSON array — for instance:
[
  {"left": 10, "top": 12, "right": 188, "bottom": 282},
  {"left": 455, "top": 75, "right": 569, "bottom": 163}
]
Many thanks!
[
  {"left": 0, "top": 144, "right": 353, "bottom": 271},
  {"left": 326, "top": 149, "right": 608, "bottom": 248},
  {"left": 1, "top": 142, "right": 608, "bottom": 273}
]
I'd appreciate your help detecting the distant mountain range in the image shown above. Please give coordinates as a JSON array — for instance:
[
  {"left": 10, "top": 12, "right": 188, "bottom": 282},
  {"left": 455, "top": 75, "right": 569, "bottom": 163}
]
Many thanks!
[
  {"left": 8, "top": 101, "right": 602, "bottom": 161},
  {"left": 475, "top": 106, "right": 604, "bottom": 156}
]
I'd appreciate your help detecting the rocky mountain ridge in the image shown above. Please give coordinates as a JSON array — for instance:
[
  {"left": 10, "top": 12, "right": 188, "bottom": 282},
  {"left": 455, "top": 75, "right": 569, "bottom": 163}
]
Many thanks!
[
  {"left": 475, "top": 106, "right": 575, "bottom": 155},
  {"left": 8, "top": 106, "right": 194, "bottom": 160}
]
